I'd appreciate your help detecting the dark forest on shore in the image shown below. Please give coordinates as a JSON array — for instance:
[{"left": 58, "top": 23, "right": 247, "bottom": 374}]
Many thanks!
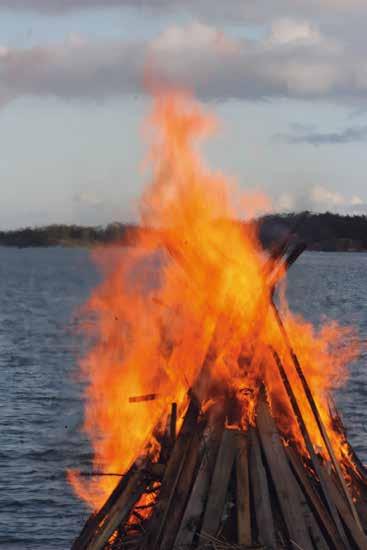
[{"left": 0, "top": 212, "right": 366, "bottom": 251}]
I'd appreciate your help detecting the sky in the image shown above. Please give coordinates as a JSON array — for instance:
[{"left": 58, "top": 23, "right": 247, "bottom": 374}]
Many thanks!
[{"left": 1, "top": 1, "right": 367, "bottom": 229}]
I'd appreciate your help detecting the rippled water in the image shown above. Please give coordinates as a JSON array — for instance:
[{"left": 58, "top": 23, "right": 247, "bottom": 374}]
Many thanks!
[{"left": 0, "top": 247, "right": 366, "bottom": 549}]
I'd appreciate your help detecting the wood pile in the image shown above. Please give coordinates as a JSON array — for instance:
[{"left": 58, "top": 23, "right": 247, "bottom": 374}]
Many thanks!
[
  {"left": 71, "top": 242, "right": 367, "bottom": 550},
  {"left": 72, "top": 389, "right": 367, "bottom": 549}
]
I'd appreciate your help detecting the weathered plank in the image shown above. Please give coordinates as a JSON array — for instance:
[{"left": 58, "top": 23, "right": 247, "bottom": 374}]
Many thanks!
[
  {"left": 256, "top": 394, "right": 314, "bottom": 550},
  {"left": 174, "top": 419, "right": 224, "bottom": 548},
  {"left": 286, "top": 446, "right": 344, "bottom": 550},
  {"left": 271, "top": 347, "right": 350, "bottom": 549},
  {"left": 356, "top": 502, "right": 367, "bottom": 535},
  {"left": 271, "top": 299, "right": 363, "bottom": 533},
  {"left": 236, "top": 432, "right": 251, "bottom": 546},
  {"left": 329, "top": 404, "right": 367, "bottom": 533},
  {"left": 320, "top": 462, "right": 367, "bottom": 550},
  {"left": 87, "top": 469, "right": 148, "bottom": 550},
  {"left": 159, "top": 421, "right": 206, "bottom": 550},
  {"left": 141, "top": 397, "right": 200, "bottom": 549},
  {"left": 249, "top": 427, "right": 276, "bottom": 548},
  {"left": 71, "top": 462, "right": 142, "bottom": 550},
  {"left": 303, "top": 508, "right": 330, "bottom": 550},
  {"left": 199, "top": 428, "right": 238, "bottom": 539},
  {"left": 170, "top": 402, "right": 177, "bottom": 446}
]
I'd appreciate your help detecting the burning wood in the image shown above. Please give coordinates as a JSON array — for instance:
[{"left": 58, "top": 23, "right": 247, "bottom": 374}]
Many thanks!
[
  {"left": 69, "top": 91, "right": 367, "bottom": 549},
  {"left": 73, "top": 375, "right": 367, "bottom": 549},
  {"left": 128, "top": 394, "right": 160, "bottom": 403},
  {"left": 72, "top": 274, "right": 367, "bottom": 549}
]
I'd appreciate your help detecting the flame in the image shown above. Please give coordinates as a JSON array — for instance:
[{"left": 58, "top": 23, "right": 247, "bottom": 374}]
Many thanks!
[{"left": 69, "top": 90, "right": 360, "bottom": 509}]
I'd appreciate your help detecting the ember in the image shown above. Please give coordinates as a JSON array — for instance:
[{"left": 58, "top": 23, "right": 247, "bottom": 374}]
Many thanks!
[{"left": 70, "top": 90, "right": 367, "bottom": 549}]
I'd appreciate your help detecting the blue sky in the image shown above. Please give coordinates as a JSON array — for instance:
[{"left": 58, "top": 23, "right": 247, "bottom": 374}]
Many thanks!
[{"left": 1, "top": 1, "right": 366, "bottom": 229}]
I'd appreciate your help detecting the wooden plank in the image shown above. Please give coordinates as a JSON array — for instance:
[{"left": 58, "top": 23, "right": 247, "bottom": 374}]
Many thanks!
[
  {"left": 304, "top": 508, "right": 330, "bottom": 550},
  {"left": 320, "top": 462, "right": 367, "bottom": 550},
  {"left": 286, "top": 447, "right": 344, "bottom": 550},
  {"left": 329, "top": 402, "right": 367, "bottom": 533},
  {"left": 271, "top": 299, "right": 363, "bottom": 533},
  {"left": 236, "top": 432, "right": 251, "bottom": 546},
  {"left": 129, "top": 393, "right": 159, "bottom": 403},
  {"left": 256, "top": 394, "right": 314, "bottom": 550},
  {"left": 170, "top": 402, "right": 177, "bottom": 446},
  {"left": 86, "top": 469, "right": 147, "bottom": 550},
  {"left": 199, "top": 428, "right": 238, "bottom": 539},
  {"left": 159, "top": 421, "right": 206, "bottom": 550},
  {"left": 71, "top": 462, "right": 141, "bottom": 550},
  {"left": 174, "top": 420, "right": 224, "bottom": 548},
  {"left": 141, "top": 397, "right": 200, "bottom": 549},
  {"left": 249, "top": 427, "right": 276, "bottom": 548},
  {"left": 271, "top": 348, "right": 350, "bottom": 549}
]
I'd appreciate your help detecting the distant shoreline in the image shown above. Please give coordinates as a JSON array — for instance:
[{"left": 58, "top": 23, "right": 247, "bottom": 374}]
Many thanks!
[{"left": 1, "top": 212, "right": 366, "bottom": 252}]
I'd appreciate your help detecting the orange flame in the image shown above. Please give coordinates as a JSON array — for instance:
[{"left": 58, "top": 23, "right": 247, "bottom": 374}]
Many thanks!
[{"left": 69, "top": 90, "right": 360, "bottom": 509}]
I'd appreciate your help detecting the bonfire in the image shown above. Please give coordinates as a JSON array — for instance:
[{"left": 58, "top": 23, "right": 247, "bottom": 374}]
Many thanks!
[{"left": 70, "top": 91, "right": 367, "bottom": 549}]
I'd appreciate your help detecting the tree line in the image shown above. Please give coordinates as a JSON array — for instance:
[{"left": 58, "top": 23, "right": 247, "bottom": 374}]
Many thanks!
[
  {"left": 0, "top": 223, "right": 141, "bottom": 247},
  {"left": 258, "top": 211, "right": 367, "bottom": 251},
  {"left": 0, "top": 212, "right": 366, "bottom": 251}
]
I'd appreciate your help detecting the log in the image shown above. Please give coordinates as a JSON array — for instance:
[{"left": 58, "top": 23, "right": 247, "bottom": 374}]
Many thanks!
[
  {"left": 249, "top": 427, "right": 276, "bottom": 548},
  {"left": 200, "top": 428, "right": 238, "bottom": 539},
  {"left": 174, "top": 418, "right": 224, "bottom": 548},
  {"left": 236, "top": 432, "right": 251, "bottom": 546},
  {"left": 256, "top": 394, "right": 314, "bottom": 550}
]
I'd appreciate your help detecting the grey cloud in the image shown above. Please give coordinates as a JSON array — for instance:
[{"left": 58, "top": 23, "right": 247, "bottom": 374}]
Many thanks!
[
  {"left": 0, "top": 0, "right": 367, "bottom": 18},
  {"left": 0, "top": 39, "right": 145, "bottom": 103},
  {"left": 0, "top": 0, "right": 168, "bottom": 13},
  {"left": 1, "top": 24, "right": 367, "bottom": 106},
  {"left": 277, "top": 124, "right": 367, "bottom": 145}
]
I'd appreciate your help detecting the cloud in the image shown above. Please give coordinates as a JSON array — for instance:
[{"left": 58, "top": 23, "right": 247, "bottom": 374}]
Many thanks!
[
  {"left": 277, "top": 124, "right": 367, "bottom": 145},
  {"left": 0, "top": 21, "right": 367, "bottom": 106},
  {"left": 73, "top": 190, "right": 104, "bottom": 209},
  {"left": 266, "top": 18, "right": 323, "bottom": 46},
  {"left": 0, "top": 36, "right": 145, "bottom": 104},
  {"left": 1, "top": 0, "right": 367, "bottom": 18},
  {"left": 274, "top": 184, "right": 367, "bottom": 214}
]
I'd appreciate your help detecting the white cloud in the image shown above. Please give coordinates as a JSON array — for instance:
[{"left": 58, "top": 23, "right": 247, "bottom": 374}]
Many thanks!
[
  {"left": 154, "top": 22, "right": 214, "bottom": 51},
  {"left": 310, "top": 185, "right": 345, "bottom": 207},
  {"left": 274, "top": 184, "right": 366, "bottom": 214},
  {"left": 74, "top": 191, "right": 103, "bottom": 208},
  {"left": 351, "top": 195, "right": 363, "bottom": 205},
  {"left": 267, "top": 18, "right": 322, "bottom": 46},
  {"left": 276, "top": 192, "right": 296, "bottom": 211}
]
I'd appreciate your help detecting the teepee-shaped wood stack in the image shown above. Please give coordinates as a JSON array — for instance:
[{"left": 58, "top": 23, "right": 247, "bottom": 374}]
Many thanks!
[{"left": 71, "top": 243, "right": 367, "bottom": 550}]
